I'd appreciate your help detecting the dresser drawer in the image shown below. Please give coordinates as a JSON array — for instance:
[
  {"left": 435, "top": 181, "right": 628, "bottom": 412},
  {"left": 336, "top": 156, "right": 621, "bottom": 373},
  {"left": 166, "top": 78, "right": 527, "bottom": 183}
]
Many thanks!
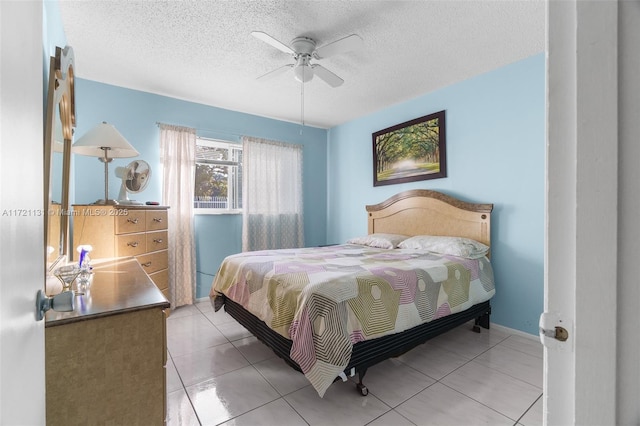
[
  {"left": 146, "top": 231, "right": 168, "bottom": 252},
  {"left": 115, "top": 232, "right": 147, "bottom": 257},
  {"left": 137, "top": 250, "right": 168, "bottom": 275},
  {"left": 149, "top": 268, "right": 168, "bottom": 293},
  {"left": 115, "top": 210, "right": 146, "bottom": 234},
  {"left": 146, "top": 210, "right": 167, "bottom": 231}
]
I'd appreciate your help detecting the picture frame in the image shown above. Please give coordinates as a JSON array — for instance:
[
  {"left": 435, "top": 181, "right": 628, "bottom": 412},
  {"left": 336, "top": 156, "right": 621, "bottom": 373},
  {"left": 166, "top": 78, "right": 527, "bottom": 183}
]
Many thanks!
[{"left": 372, "top": 110, "right": 446, "bottom": 186}]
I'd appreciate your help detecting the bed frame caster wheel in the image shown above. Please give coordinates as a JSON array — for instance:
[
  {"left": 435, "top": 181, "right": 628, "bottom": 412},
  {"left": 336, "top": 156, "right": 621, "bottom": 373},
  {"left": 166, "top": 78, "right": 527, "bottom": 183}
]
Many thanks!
[
  {"left": 472, "top": 325, "right": 481, "bottom": 333},
  {"left": 356, "top": 383, "right": 368, "bottom": 396}
]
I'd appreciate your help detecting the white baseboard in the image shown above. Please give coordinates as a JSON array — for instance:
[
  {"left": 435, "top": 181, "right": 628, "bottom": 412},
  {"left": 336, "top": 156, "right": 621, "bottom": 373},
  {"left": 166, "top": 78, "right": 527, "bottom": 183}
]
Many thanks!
[
  {"left": 195, "top": 296, "right": 210, "bottom": 303},
  {"left": 491, "top": 323, "right": 539, "bottom": 341}
]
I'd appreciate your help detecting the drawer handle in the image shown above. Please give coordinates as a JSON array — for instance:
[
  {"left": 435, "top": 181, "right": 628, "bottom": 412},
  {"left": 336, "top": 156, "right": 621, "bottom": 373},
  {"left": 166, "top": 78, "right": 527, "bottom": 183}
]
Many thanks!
[
  {"left": 153, "top": 238, "right": 163, "bottom": 244},
  {"left": 141, "top": 261, "right": 152, "bottom": 267},
  {"left": 127, "top": 241, "right": 139, "bottom": 247},
  {"left": 127, "top": 218, "right": 139, "bottom": 224},
  {"left": 153, "top": 217, "right": 163, "bottom": 223}
]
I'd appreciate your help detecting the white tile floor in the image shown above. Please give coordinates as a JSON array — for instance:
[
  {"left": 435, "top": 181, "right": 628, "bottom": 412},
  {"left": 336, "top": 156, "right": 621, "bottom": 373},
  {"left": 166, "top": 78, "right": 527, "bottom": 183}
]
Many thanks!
[{"left": 166, "top": 301, "right": 543, "bottom": 426}]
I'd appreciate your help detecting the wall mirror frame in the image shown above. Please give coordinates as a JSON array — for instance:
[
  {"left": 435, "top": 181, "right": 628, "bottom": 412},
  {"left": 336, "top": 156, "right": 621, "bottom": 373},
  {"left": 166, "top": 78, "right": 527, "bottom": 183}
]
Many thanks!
[{"left": 44, "top": 45, "right": 75, "bottom": 274}]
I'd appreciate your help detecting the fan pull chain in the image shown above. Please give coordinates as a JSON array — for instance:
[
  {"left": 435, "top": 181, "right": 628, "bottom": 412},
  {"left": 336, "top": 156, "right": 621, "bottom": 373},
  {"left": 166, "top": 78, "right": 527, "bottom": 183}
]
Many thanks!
[{"left": 300, "top": 77, "right": 305, "bottom": 135}]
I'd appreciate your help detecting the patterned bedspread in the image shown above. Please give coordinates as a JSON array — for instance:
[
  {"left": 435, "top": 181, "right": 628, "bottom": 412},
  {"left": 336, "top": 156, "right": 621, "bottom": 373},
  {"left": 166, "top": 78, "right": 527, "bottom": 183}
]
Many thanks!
[{"left": 209, "top": 244, "right": 495, "bottom": 396}]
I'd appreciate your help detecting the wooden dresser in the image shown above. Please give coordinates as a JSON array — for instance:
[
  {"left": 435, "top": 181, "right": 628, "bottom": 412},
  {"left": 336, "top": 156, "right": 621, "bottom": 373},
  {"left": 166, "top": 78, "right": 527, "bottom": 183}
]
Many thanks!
[
  {"left": 45, "top": 258, "right": 170, "bottom": 425},
  {"left": 72, "top": 204, "right": 170, "bottom": 300}
]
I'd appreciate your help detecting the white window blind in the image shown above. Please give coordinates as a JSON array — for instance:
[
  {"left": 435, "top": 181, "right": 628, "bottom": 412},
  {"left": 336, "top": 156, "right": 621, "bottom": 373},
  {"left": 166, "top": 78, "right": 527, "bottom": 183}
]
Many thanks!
[{"left": 194, "top": 138, "right": 242, "bottom": 212}]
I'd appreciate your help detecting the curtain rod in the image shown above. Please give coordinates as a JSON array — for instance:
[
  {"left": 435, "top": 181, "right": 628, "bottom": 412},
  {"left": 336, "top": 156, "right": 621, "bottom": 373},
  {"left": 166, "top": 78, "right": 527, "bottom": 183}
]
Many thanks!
[
  {"left": 156, "top": 121, "right": 243, "bottom": 139},
  {"left": 155, "top": 122, "right": 306, "bottom": 143}
]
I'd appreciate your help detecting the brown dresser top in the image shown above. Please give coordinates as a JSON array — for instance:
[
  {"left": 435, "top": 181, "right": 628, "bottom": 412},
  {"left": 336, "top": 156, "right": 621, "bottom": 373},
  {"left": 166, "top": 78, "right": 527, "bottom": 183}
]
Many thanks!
[
  {"left": 45, "top": 257, "right": 170, "bottom": 327},
  {"left": 72, "top": 204, "right": 169, "bottom": 210}
]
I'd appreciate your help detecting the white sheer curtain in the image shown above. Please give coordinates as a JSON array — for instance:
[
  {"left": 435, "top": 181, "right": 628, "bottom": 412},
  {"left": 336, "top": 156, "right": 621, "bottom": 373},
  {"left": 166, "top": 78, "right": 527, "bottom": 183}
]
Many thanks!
[
  {"left": 242, "top": 136, "right": 304, "bottom": 251},
  {"left": 159, "top": 123, "right": 196, "bottom": 307}
]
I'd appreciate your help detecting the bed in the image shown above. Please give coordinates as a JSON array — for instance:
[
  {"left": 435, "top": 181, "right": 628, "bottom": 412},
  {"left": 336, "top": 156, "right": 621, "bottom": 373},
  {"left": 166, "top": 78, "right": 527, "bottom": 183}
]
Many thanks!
[{"left": 209, "top": 189, "right": 494, "bottom": 397}]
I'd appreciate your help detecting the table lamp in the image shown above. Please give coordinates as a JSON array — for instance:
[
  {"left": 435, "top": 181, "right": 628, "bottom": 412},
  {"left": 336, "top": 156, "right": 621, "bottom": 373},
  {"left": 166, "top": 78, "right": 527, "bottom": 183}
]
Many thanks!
[{"left": 72, "top": 122, "right": 139, "bottom": 205}]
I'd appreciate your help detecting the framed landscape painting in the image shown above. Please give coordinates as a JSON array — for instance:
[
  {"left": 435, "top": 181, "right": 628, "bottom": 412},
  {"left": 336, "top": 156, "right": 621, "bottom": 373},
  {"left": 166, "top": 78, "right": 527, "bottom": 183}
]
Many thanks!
[{"left": 372, "top": 110, "right": 446, "bottom": 186}]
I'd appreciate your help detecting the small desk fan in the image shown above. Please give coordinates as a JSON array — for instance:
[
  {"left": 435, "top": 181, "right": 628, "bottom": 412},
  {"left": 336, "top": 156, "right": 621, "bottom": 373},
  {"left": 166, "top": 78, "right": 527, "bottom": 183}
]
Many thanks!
[{"left": 116, "top": 160, "right": 151, "bottom": 205}]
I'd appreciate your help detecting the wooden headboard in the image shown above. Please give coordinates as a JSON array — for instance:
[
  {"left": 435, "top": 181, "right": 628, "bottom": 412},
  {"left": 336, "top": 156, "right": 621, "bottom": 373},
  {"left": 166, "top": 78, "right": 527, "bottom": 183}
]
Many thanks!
[{"left": 366, "top": 189, "right": 493, "bottom": 247}]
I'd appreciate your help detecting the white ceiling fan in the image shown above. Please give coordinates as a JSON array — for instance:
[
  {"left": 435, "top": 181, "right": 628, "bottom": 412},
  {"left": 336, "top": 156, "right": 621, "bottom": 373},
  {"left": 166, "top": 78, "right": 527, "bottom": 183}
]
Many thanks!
[{"left": 252, "top": 31, "right": 363, "bottom": 88}]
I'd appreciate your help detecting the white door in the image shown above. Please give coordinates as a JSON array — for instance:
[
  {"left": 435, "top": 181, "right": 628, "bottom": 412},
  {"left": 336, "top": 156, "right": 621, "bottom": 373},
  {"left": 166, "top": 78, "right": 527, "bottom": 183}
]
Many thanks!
[
  {"left": 0, "top": 1, "right": 47, "bottom": 424},
  {"left": 544, "top": 1, "right": 619, "bottom": 425}
]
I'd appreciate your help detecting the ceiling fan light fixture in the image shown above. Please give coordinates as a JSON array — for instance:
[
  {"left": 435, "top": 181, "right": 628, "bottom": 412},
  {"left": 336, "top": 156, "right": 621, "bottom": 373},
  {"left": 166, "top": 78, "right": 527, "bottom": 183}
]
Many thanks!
[
  {"left": 294, "top": 64, "right": 313, "bottom": 83},
  {"left": 252, "top": 31, "right": 361, "bottom": 87}
]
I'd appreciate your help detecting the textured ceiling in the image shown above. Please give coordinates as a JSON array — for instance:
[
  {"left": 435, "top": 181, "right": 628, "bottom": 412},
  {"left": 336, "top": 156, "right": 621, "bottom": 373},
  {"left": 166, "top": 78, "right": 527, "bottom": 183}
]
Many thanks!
[{"left": 59, "top": 0, "right": 545, "bottom": 129}]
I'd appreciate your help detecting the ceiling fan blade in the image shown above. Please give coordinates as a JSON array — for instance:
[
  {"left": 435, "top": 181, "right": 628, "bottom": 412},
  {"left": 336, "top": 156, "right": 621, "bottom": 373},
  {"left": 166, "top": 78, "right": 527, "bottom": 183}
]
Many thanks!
[
  {"left": 314, "top": 34, "right": 363, "bottom": 59},
  {"left": 311, "top": 64, "right": 344, "bottom": 88},
  {"left": 257, "top": 64, "right": 294, "bottom": 80},
  {"left": 251, "top": 31, "right": 294, "bottom": 55}
]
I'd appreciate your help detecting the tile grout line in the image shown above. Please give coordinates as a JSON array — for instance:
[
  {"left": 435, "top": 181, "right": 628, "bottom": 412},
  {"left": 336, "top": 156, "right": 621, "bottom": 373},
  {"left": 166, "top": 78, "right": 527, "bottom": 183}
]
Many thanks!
[
  {"left": 473, "top": 337, "right": 544, "bottom": 390},
  {"left": 175, "top": 305, "right": 306, "bottom": 425},
  {"left": 434, "top": 332, "right": 539, "bottom": 423},
  {"left": 437, "top": 330, "right": 521, "bottom": 423},
  {"left": 167, "top": 349, "right": 204, "bottom": 426},
  {"left": 362, "top": 401, "right": 418, "bottom": 426},
  {"left": 495, "top": 335, "right": 544, "bottom": 360},
  {"left": 436, "top": 380, "right": 520, "bottom": 423},
  {"left": 171, "top": 305, "right": 237, "bottom": 426},
  {"left": 169, "top": 308, "right": 539, "bottom": 426},
  {"left": 281, "top": 397, "right": 312, "bottom": 426},
  {"left": 394, "top": 327, "right": 537, "bottom": 424},
  {"left": 514, "top": 392, "right": 543, "bottom": 426}
]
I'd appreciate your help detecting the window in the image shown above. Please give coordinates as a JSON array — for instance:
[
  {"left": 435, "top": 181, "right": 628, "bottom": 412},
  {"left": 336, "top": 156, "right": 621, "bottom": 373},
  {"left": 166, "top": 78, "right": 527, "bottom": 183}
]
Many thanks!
[{"left": 194, "top": 138, "right": 242, "bottom": 213}]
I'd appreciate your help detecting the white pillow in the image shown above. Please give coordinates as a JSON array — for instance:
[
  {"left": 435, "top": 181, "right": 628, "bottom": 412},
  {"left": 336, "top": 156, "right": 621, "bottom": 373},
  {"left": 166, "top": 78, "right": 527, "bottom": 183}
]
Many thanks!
[
  {"left": 346, "top": 233, "right": 409, "bottom": 249},
  {"left": 398, "top": 235, "right": 489, "bottom": 259}
]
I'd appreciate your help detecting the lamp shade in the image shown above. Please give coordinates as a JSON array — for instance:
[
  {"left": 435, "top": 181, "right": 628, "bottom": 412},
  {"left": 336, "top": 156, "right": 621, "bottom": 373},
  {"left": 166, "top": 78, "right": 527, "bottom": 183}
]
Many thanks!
[{"left": 72, "top": 122, "right": 139, "bottom": 158}]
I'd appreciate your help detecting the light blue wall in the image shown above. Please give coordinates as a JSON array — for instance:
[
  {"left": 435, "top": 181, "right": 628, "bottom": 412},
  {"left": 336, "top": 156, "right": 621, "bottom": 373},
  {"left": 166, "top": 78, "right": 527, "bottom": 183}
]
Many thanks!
[
  {"left": 327, "top": 54, "right": 545, "bottom": 335},
  {"left": 194, "top": 214, "right": 242, "bottom": 300},
  {"left": 73, "top": 54, "right": 543, "bottom": 333},
  {"left": 73, "top": 80, "right": 327, "bottom": 298}
]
